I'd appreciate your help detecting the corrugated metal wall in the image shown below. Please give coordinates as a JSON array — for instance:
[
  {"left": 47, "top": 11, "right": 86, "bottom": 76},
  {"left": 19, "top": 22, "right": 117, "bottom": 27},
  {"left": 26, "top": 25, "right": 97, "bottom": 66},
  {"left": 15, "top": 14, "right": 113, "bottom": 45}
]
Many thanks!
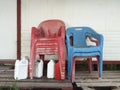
[{"left": 21, "top": 0, "right": 120, "bottom": 61}]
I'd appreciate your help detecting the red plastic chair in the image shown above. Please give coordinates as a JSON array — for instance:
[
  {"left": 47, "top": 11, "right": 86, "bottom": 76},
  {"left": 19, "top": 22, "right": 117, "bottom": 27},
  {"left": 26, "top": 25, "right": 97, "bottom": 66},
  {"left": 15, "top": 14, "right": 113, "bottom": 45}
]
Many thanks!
[{"left": 29, "top": 19, "right": 66, "bottom": 80}]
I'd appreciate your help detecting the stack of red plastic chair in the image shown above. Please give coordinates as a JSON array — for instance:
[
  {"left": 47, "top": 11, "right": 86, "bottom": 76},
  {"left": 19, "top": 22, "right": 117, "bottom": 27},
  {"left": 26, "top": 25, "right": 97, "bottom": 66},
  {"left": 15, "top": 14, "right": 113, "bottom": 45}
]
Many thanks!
[{"left": 29, "top": 19, "right": 66, "bottom": 80}]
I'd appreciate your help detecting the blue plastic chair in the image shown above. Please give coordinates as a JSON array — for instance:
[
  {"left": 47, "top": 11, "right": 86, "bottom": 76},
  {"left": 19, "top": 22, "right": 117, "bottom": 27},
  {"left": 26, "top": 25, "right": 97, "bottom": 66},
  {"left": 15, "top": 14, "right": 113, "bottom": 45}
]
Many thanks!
[{"left": 66, "top": 27, "right": 104, "bottom": 81}]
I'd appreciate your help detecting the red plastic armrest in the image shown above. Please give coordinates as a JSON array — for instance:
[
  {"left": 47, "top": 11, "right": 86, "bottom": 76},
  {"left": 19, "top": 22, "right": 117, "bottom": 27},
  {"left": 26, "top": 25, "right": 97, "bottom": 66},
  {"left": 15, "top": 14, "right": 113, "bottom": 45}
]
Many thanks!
[{"left": 60, "top": 26, "right": 65, "bottom": 39}]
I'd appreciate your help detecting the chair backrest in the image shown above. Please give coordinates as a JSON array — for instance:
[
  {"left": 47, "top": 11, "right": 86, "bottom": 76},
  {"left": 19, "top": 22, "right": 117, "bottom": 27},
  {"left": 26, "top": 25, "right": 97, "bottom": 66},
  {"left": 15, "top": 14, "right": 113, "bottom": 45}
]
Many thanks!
[
  {"left": 38, "top": 19, "right": 65, "bottom": 38},
  {"left": 67, "top": 27, "right": 100, "bottom": 47}
]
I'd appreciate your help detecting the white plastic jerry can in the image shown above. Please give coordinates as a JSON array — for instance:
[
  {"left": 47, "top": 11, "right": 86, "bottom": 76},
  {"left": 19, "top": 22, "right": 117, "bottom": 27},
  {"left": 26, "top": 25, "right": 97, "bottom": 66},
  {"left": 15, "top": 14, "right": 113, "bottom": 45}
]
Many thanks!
[
  {"left": 14, "top": 57, "right": 28, "bottom": 80},
  {"left": 14, "top": 60, "right": 19, "bottom": 79},
  {"left": 47, "top": 59, "right": 55, "bottom": 78},
  {"left": 34, "top": 59, "right": 43, "bottom": 78}
]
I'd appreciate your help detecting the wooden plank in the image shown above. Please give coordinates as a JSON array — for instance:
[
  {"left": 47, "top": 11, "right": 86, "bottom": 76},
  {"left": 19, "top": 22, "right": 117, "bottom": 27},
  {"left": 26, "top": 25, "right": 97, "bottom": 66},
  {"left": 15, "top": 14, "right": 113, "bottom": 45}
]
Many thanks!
[
  {"left": 0, "top": 81, "right": 72, "bottom": 88},
  {"left": 76, "top": 79, "right": 120, "bottom": 82},
  {"left": 0, "top": 80, "right": 72, "bottom": 90},
  {"left": 0, "top": 79, "right": 73, "bottom": 90},
  {"left": 75, "top": 71, "right": 120, "bottom": 79},
  {"left": 77, "top": 82, "right": 120, "bottom": 87},
  {"left": 75, "top": 71, "right": 120, "bottom": 87}
]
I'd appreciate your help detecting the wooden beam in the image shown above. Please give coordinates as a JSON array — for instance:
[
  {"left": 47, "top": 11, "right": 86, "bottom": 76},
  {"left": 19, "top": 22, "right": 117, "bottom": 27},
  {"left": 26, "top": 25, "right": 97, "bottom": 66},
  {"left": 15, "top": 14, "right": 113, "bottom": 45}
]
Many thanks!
[{"left": 17, "top": 0, "right": 21, "bottom": 59}]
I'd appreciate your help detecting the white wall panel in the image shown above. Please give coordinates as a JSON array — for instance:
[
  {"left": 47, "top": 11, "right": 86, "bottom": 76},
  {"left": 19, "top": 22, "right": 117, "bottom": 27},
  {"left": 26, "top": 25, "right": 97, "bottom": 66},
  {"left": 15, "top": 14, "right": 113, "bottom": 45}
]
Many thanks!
[
  {"left": 0, "top": 0, "right": 17, "bottom": 59},
  {"left": 21, "top": 0, "right": 120, "bottom": 60}
]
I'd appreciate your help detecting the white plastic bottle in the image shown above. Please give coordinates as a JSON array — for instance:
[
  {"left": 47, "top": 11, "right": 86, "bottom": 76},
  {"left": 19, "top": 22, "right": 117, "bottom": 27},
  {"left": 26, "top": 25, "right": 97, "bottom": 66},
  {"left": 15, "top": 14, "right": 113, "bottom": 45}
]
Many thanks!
[
  {"left": 47, "top": 59, "right": 55, "bottom": 78},
  {"left": 14, "top": 57, "right": 28, "bottom": 80},
  {"left": 34, "top": 59, "right": 43, "bottom": 78}
]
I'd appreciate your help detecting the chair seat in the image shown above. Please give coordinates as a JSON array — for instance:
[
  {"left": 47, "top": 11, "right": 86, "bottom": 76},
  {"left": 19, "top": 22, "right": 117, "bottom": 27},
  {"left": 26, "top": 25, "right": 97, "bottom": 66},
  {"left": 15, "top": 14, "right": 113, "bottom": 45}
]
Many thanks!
[
  {"left": 73, "top": 46, "right": 100, "bottom": 53},
  {"left": 72, "top": 52, "right": 100, "bottom": 57}
]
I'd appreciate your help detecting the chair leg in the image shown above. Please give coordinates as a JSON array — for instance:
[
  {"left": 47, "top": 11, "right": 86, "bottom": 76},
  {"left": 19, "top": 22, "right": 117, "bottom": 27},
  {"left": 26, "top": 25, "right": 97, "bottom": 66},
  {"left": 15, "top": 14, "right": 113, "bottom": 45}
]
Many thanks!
[
  {"left": 29, "top": 57, "right": 34, "bottom": 79},
  {"left": 68, "top": 56, "right": 73, "bottom": 80},
  {"left": 60, "top": 62, "right": 65, "bottom": 80},
  {"left": 57, "top": 39, "right": 66, "bottom": 80},
  {"left": 58, "top": 51, "right": 65, "bottom": 80},
  {"left": 72, "top": 58, "right": 76, "bottom": 82},
  {"left": 98, "top": 56, "right": 103, "bottom": 78},
  {"left": 55, "top": 61, "right": 61, "bottom": 80},
  {"left": 29, "top": 46, "right": 36, "bottom": 79},
  {"left": 88, "top": 58, "right": 92, "bottom": 73}
]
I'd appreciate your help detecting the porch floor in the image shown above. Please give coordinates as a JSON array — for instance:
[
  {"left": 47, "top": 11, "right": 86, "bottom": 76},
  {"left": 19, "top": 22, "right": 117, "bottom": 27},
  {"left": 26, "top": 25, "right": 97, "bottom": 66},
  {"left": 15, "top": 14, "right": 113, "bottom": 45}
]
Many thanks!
[
  {"left": 0, "top": 63, "right": 120, "bottom": 90},
  {"left": 75, "top": 71, "right": 120, "bottom": 88},
  {"left": 0, "top": 65, "right": 72, "bottom": 90}
]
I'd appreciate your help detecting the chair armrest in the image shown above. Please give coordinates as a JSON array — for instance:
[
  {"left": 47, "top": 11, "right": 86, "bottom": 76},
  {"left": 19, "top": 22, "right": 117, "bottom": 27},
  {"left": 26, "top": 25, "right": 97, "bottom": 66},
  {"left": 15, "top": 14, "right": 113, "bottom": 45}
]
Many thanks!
[
  {"left": 98, "top": 34, "right": 104, "bottom": 48},
  {"left": 31, "top": 27, "right": 38, "bottom": 39},
  {"left": 86, "top": 29, "right": 104, "bottom": 48},
  {"left": 88, "top": 34, "right": 104, "bottom": 48},
  {"left": 87, "top": 36, "right": 99, "bottom": 46},
  {"left": 30, "top": 27, "right": 38, "bottom": 48},
  {"left": 90, "top": 33, "right": 104, "bottom": 48},
  {"left": 59, "top": 26, "right": 65, "bottom": 39}
]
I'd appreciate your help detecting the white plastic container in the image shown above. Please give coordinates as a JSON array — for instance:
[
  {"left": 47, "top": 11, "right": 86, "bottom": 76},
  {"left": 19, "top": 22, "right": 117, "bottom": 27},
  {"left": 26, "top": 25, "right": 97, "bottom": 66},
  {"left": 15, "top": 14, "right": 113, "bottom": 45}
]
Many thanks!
[
  {"left": 47, "top": 59, "right": 55, "bottom": 78},
  {"left": 14, "top": 57, "right": 28, "bottom": 80},
  {"left": 34, "top": 59, "right": 43, "bottom": 78}
]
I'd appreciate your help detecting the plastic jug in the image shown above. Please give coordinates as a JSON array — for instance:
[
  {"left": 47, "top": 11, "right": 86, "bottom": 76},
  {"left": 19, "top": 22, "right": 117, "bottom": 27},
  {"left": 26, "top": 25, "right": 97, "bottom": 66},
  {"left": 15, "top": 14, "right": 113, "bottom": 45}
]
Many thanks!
[
  {"left": 34, "top": 59, "right": 43, "bottom": 78},
  {"left": 47, "top": 59, "right": 55, "bottom": 78},
  {"left": 14, "top": 57, "right": 28, "bottom": 80}
]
